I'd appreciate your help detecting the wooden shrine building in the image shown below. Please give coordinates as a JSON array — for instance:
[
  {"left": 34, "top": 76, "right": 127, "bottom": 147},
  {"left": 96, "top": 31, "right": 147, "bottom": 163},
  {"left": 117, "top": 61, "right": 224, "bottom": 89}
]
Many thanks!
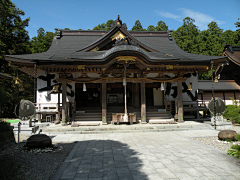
[
  {"left": 216, "top": 45, "right": 240, "bottom": 86},
  {"left": 5, "top": 16, "right": 227, "bottom": 124}
]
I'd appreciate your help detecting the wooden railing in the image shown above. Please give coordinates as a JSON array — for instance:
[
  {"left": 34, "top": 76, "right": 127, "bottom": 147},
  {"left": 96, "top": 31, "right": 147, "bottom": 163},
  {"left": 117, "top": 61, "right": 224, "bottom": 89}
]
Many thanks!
[
  {"left": 165, "top": 100, "right": 209, "bottom": 120},
  {"left": 35, "top": 102, "right": 74, "bottom": 122},
  {"left": 35, "top": 103, "right": 61, "bottom": 114}
]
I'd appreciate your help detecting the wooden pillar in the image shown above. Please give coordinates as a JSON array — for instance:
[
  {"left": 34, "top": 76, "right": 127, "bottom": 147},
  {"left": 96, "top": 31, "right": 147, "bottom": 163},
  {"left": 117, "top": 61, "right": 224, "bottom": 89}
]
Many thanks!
[
  {"left": 133, "top": 83, "right": 139, "bottom": 108},
  {"left": 62, "top": 80, "right": 67, "bottom": 123},
  {"left": 54, "top": 92, "right": 61, "bottom": 124},
  {"left": 38, "top": 114, "right": 41, "bottom": 123},
  {"left": 141, "top": 80, "right": 146, "bottom": 123},
  {"left": 102, "top": 79, "right": 107, "bottom": 125},
  {"left": 177, "top": 79, "right": 184, "bottom": 122},
  {"left": 66, "top": 102, "right": 69, "bottom": 122}
]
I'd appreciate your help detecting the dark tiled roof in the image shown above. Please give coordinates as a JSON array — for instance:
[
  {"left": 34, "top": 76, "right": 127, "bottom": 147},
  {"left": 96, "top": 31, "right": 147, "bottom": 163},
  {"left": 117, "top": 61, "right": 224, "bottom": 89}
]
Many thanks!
[
  {"left": 223, "top": 45, "right": 240, "bottom": 65},
  {"left": 198, "top": 80, "right": 240, "bottom": 90},
  {"left": 4, "top": 28, "right": 226, "bottom": 64},
  {"left": 216, "top": 45, "right": 240, "bottom": 85}
]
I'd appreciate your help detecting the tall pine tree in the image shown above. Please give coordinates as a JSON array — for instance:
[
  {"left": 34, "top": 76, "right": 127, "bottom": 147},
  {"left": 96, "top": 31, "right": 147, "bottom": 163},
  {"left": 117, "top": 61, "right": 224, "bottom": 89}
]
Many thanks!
[
  {"left": 0, "top": 0, "right": 33, "bottom": 117},
  {"left": 172, "top": 17, "right": 201, "bottom": 53},
  {"left": 131, "top": 20, "right": 145, "bottom": 31}
]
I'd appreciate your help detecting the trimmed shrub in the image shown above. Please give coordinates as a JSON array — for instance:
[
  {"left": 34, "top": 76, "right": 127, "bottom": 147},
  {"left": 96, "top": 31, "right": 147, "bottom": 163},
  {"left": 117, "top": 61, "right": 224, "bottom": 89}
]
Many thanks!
[
  {"left": 231, "top": 115, "right": 240, "bottom": 124},
  {"left": 223, "top": 105, "right": 239, "bottom": 119},
  {"left": 236, "top": 134, "right": 240, "bottom": 141},
  {"left": 228, "top": 144, "right": 240, "bottom": 159}
]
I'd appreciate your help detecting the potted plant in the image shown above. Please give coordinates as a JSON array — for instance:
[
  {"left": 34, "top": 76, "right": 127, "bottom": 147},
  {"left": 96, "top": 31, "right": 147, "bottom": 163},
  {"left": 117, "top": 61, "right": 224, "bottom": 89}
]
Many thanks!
[{"left": 61, "top": 117, "right": 67, "bottom": 126}]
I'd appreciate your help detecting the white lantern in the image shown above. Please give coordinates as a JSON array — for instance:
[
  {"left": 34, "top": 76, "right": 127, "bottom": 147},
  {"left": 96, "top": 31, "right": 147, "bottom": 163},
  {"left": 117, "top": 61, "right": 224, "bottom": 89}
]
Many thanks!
[
  {"left": 83, "top": 83, "right": 87, "bottom": 92},
  {"left": 161, "top": 82, "right": 165, "bottom": 91}
]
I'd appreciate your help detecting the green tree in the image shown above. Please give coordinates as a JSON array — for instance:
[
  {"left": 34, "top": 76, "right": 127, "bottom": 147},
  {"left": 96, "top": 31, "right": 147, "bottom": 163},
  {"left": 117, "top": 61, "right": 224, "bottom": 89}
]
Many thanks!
[
  {"left": 92, "top": 20, "right": 114, "bottom": 31},
  {"left": 105, "top": 20, "right": 114, "bottom": 30},
  {"left": 0, "top": 0, "right": 30, "bottom": 62},
  {"left": 0, "top": 0, "right": 33, "bottom": 117},
  {"left": 201, "top": 21, "right": 224, "bottom": 56},
  {"left": 172, "top": 17, "right": 201, "bottom": 53},
  {"left": 0, "top": 86, "right": 9, "bottom": 117},
  {"left": 147, "top": 25, "right": 155, "bottom": 31},
  {"left": 155, "top": 21, "right": 168, "bottom": 31},
  {"left": 235, "top": 18, "right": 240, "bottom": 31},
  {"left": 233, "top": 18, "right": 240, "bottom": 46},
  {"left": 93, "top": 23, "right": 106, "bottom": 30},
  {"left": 222, "top": 30, "right": 235, "bottom": 45},
  {"left": 233, "top": 31, "right": 240, "bottom": 46},
  {"left": 131, "top": 20, "right": 145, "bottom": 31},
  {"left": 29, "top": 27, "right": 55, "bottom": 53}
]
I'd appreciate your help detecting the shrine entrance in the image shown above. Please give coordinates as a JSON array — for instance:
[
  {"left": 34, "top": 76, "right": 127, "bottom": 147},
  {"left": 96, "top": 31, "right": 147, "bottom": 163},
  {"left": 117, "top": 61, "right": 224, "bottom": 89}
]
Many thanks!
[
  {"left": 75, "top": 83, "right": 101, "bottom": 108},
  {"left": 107, "top": 83, "right": 132, "bottom": 106}
]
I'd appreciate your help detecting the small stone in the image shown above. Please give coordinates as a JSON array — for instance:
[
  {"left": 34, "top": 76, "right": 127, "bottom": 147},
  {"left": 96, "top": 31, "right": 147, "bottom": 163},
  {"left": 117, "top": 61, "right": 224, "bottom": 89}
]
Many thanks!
[
  {"left": 218, "top": 130, "right": 237, "bottom": 141},
  {"left": 26, "top": 134, "right": 52, "bottom": 148}
]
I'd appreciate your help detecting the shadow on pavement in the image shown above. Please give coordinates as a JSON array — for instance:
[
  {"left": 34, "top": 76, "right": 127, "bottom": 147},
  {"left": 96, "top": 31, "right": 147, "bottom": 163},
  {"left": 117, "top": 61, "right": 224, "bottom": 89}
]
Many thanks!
[{"left": 55, "top": 140, "right": 148, "bottom": 180}]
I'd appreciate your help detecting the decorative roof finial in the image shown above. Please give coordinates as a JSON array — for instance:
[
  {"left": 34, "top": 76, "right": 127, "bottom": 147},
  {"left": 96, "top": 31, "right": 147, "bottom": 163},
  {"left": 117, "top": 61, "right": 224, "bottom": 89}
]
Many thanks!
[{"left": 109, "top": 15, "right": 127, "bottom": 30}]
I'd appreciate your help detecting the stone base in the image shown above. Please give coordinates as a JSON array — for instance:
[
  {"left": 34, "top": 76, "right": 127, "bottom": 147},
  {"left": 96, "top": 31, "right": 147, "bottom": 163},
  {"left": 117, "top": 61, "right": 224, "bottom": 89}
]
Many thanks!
[
  {"left": 178, "top": 120, "right": 184, "bottom": 123},
  {"left": 211, "top": 116, "right": 227, "bottom": 124}
]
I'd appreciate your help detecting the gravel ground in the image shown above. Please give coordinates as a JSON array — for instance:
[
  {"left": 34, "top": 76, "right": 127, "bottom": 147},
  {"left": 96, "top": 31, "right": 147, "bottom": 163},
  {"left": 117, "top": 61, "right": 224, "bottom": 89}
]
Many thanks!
[
  {"left": 192, "top": 136, "right": 240, "bottom": 152},
  {"left": 0, "top": 142, "right": 76, "bottom": 180}
]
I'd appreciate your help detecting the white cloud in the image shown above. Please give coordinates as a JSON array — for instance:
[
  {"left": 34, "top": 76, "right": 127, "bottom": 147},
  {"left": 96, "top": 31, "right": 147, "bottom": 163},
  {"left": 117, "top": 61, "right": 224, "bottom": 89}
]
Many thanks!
[
  {"left": 156, "top": 11, "right": 182, "bottom": 22},
  {"left": 156, "top": 8, "right": 226, "bottom": 30}
]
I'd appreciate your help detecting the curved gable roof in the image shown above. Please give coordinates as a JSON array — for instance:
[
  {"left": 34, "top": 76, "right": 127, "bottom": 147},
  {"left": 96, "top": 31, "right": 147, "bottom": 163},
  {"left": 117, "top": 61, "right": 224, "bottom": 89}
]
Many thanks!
[{"left": 4, "top": 17, "right": 227, "bottom": 66}]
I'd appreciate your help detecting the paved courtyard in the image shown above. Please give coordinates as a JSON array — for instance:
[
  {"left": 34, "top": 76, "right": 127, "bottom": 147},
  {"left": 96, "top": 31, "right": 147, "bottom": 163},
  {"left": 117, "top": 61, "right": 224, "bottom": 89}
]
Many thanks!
[{"left": 52, "top": 130, "right": 240, "bottom": 180}]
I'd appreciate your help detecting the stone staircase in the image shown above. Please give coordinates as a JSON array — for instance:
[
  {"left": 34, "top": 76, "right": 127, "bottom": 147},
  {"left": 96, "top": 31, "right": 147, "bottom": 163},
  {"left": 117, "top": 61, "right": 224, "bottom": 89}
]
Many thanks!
[
  {"left": 73, "top": 106, "right": 173, "bottom": 124},
  {"left": 74, "top": 110, "right": 102, "bottom": 122},
  {"left": 41, "top": 121, "right": 213, "bottom": 135},
  {"left": 146, "top": 108, "right": 174, "bottom": 123}
]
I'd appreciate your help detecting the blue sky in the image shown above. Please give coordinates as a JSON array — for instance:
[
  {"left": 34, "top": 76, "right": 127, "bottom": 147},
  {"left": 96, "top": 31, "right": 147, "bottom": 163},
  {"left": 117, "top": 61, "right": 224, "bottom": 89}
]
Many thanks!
[{"left": 12, "top": 0, "right": 240, "bottom": 38}]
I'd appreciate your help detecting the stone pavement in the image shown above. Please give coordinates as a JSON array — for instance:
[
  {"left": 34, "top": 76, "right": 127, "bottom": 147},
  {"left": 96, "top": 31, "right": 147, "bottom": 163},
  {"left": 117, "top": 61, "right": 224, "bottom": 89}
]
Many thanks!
[{"left": 52, "top": 130, "right": 240, "bottom": 180}]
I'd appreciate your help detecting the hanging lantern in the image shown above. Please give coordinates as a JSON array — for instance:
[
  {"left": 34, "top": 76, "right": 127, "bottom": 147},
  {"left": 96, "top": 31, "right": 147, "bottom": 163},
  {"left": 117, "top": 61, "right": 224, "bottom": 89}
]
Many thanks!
[
  {"left": 53, "top": 85, "right": 59, "bottom": 92},
  {"left": 83, "top": 83, "right": 87, "bottom": 91},
  {"left": 15, "top": 71, "right": 20, "bottom": 85},
  {"left": 214, "top": 74, "right": 220, "bottom": 83},
  {"left": 123, "top": 78, "right": 126, "bottom": 86},
  {"left": 161, "top": 82, "right": 165, "bottom": 91},
  {"left": 15, "top": 77, "right": 20, "bottom": 84},
  {"left": 187, "top": 83, "right": 192, "bottom": 90}
]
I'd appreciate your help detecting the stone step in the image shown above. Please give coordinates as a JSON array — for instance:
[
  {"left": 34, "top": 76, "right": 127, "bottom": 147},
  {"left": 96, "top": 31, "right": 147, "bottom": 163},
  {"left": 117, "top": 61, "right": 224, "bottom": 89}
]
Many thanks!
[
  {"left": 149, "top": 119, "right": 175, "bottom": 124},
  {"left": 41, "top": 123, "right": 211, "bottom": 134},
  {"left": 74, "top": 112, "right": 172, "bottom": 122},
  {"left": 42, "top": 127, "right": 211, "bottom": 135},
  {"left": 74, "top": 118, "right": 102, "bottom": 121}
]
